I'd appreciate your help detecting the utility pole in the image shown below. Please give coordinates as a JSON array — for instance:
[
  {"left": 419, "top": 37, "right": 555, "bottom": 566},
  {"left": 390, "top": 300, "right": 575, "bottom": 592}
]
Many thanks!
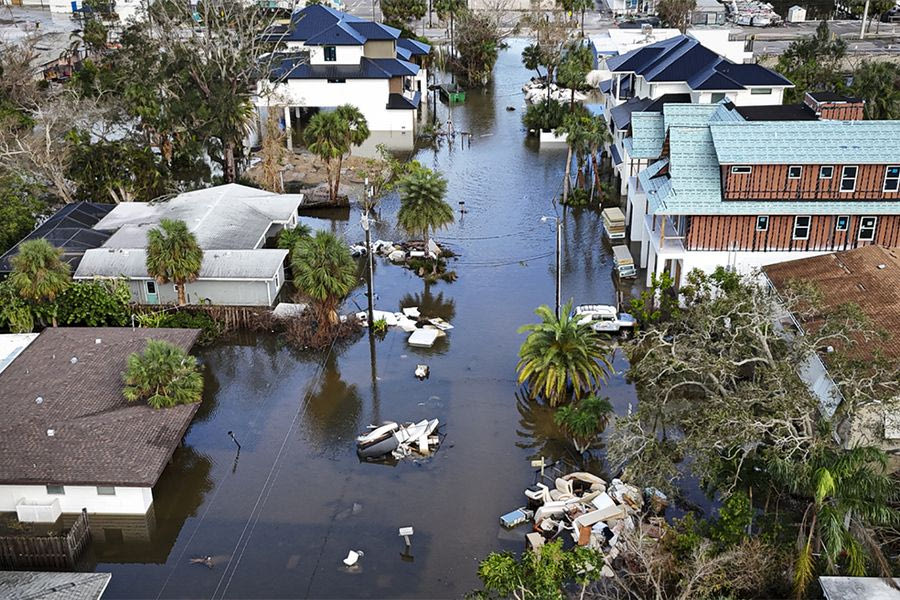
[
  {"left": 555, "top": 217, "right": 561, "bottom": 318},
  {"left": 362, "top": 178, "right": 375, "bottom": 328},
  {"left": 860, "top": 0, "right": 870, "bottom": 39}
]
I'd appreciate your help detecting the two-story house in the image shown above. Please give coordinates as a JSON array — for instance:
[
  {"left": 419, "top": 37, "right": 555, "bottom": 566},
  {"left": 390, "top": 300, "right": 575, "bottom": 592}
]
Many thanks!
[
  {"left": 631, "top": 103, "right": 900, "bottom": 288},
  {"left": 254, "top": 5, "right": 429, "bottom": 146},
  {"left": 599, "top": 33, "right": 790, "bottom": 196}
]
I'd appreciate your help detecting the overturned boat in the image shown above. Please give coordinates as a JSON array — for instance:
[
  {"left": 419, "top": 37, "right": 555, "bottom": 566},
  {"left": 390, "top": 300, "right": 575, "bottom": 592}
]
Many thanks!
[{"left": 356, "top": 418, "right": 441, "bottom": 461}]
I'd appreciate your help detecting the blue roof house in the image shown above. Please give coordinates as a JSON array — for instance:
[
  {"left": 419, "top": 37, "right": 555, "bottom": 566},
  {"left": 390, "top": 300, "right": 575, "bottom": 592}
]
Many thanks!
[{"left": 254, "top": 5, "right": 430, "bottom": 148}]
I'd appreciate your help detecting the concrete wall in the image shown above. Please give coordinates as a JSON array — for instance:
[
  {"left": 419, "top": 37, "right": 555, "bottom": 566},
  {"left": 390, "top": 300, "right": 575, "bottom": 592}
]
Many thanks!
[
  {"left": 0, "top": 484, "right": 153, "bottom": 515},
  {"left": 131, "top": 268, "right": 284, "bottom": 306},
  {"left": 364, "top": 40, "right": 395, "bottom": 59}
]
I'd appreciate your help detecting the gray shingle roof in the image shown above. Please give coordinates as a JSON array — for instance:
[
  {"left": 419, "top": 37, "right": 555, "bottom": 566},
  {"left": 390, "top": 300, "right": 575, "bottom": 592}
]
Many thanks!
[
  {"left": 0, "top": 571, "right": 111, "bottom": 600},
  {"left": 0, "top": 328, "right": 201, "bottom": 487},
  {"left": 709, "top": 120, "right": 900, "bottom": 164},
  {"left": 74, "top": 248, "right": 288, "bottom": 280}
]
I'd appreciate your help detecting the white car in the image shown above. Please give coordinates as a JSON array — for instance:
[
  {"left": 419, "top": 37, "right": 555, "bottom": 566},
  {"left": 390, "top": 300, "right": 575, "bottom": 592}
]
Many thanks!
[{"left": 574, "top": 304, "right": 636, "bottom": 333}]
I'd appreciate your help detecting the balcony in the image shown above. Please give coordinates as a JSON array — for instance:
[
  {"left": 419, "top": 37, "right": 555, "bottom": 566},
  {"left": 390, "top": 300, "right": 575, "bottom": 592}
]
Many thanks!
[{"left": 644, "top": 213, "right": 686, "bottom": 256}]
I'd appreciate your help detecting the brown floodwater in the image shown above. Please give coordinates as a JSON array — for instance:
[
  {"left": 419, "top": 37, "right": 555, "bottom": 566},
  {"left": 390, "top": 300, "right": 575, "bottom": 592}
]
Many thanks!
[{"left": 90, "top": 39, "right": 651, "bottom": 599}]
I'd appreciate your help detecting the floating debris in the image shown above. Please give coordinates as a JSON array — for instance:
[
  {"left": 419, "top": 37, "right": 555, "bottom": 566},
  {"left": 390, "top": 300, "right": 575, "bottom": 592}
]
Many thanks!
[{"left": 356, "top": 419, "right": 442, "bottom": 461}]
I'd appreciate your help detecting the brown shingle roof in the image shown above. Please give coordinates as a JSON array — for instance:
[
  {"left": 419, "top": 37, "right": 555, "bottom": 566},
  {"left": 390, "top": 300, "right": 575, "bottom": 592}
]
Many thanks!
[
  {"left": 763, "top": 246, "right": 900, "bottom": 358},
  {"left": 0, "top": 327, "right": 201, "bottom": 487}
]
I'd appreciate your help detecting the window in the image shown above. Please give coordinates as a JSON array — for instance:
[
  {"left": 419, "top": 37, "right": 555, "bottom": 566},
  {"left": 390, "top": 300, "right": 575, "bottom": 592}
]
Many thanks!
[
  {"left": 710, "top": 92, "right": 726, "bottom": 103},
  {"left": 755, "top": 216, "right": 769, "bottom": 231},
  {"left": 731, "top": 166, "right": 752, "bottom": 174},
  {"left": 323, "top": 46, "right": 337, "bottom": 62},
  {"left": 326, "top": 78, "right": 346, "bottom": 83},
  {"left": 835, "top": 216, "right": 849, "bottom": 231},
  {"left": 46, "top": 485, "right": 65, "bottom": 495},
  {"left": 840, "top": 166, "right": 858, "bottom": 192},
  {"left": 788, "top": 166, "right": 802, "bottom": 179},
  {"left": 750, "top": 87, "right": 772, "bottom": 95},
  {"left": 884, "top": 166, "right": 900, "bottom": 192},
  {"left": 274, "top": 271, "right": 279, "bottom": 289},
  {"left": 146, "top": 281, "right": 156, "bottom": 294},
  {"left": 97, "top": 486, "right": 116, "bottom": 496},
  {"left": 819, "top": 165, "right": 834, "bottom": 179},
  {"left": 793, "top": 216, "right": 811, "bottom": 240},
  {"left": 859, "top": 216, "right": 877, "bottom": 241}
]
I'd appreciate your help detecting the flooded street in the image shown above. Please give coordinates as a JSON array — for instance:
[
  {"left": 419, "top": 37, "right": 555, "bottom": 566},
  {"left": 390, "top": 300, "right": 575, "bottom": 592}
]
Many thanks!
[{"left": 95, "top": 39, "right": 641, "bottom": 599}]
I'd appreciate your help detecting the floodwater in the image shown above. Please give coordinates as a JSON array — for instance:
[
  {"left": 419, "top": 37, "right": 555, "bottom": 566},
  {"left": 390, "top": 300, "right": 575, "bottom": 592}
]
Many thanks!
[{"left": 92, "top": 39, "right": 645, "bottom": 599}]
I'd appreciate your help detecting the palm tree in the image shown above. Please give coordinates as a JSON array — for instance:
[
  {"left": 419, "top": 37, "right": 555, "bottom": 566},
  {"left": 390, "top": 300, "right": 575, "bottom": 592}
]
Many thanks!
[
  {"left": 304, "top": 111, "right": 348, "bottom": 203},
  {"left": 146, "top": 219, "right": 203, "bottom": 306},
  {"left": 770, "top": 445, "right": 900, "bottom": 597},
  {"left": 123, "top": 339, "right": 204, "bottom": 409},
  {"left": 556, "top": 112, "right": 589, "bottom": 204},
  {"left": 292, "top": 230, "right": 357, "bottom": 324},
  {"left": 554, "top": 394, "right": 614, "bottom": 453},
  {"left": 277, "top": 223, "right": 312, "bottom": 259},
  {"left": 851, "top": 60, "right": 900, "bottom": 120},
  {"left": 397, "top": 166, "right": 454, "bottom": 256},
  {"left": 517, "top": 302, "right": 615, "bottom": 407},
  {"left": 334, "top": 104, "right": 370, "bottom": 198},
  {"left": 583, "top": 115, "right": 612, "bottom": 202},
  {"left": 9, "top": 239, "right": 71, "bottom": 327},
  {"left": 522, "top": 43, "right": 544, "bottom": 80}
]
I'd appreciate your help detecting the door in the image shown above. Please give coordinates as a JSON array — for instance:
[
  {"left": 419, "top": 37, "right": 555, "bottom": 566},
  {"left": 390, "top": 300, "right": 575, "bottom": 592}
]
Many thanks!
[{"left": 145, "top": 281, "right": 159, "bottom": 304}]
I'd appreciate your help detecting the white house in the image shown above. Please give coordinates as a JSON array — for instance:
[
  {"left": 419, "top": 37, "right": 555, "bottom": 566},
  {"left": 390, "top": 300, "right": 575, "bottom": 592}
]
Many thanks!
[
  {"left": 74, "top": 184, "right": 302, "bottom": 306},
  {"left": 0, "top": 328, "right": 202, "bottom": 519},
  {"left": 255, "top": 5, "right": 429, "bottom": 146}
]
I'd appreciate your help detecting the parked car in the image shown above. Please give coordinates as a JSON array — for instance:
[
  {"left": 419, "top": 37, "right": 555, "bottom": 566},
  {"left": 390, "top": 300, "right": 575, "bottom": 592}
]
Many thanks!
[{"left": 573, "top": 304, "right": 636, "bottom": 333}]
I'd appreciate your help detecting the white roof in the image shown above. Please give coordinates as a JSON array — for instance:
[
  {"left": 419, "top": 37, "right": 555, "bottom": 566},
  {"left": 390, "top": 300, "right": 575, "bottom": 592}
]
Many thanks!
[
  {"left": 591, "top": 28, "right": 682, "bottom": 56},
  {"left": 0, "top": 333, "right": 39, "bottom": 375},
  {"left": 95, "top": 184, "right": 303, "bottom": 250},
  {"left": 74, "top": 248, "right": 288, "bottom": 280}
]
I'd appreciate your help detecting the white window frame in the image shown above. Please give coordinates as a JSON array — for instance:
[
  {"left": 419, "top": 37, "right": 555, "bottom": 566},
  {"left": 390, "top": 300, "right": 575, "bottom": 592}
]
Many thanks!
[
  {"left": 731, "top": 166, "right": 752, "bottom": 174},
  {"left": 840, "top": 166, "right": 858, "bottom": 192},
  {"left": 883, "top": 166, "right": 900, "bottom": 192},
  {"left": 750, "top": 87, "right": 772, "bottom": 95},
  {"left": 835, "top": 216, "right": 849, "bottom": 231},
  {"left": 46, "top": 484, "right": 65, "bottom": 495},
  {"left": 819, "top": 165, "right": 834, "bottom": 179},
  {"left": 793, "top": 215, "right": 811, "bottom": 240},
  {"left": 858, "top": 216, "right": 877, "bottom": 241},
  {"left": 97, "top": 486, "right": 116, "bottom": 496},
  {"left": 755, "top": 216, "right": 769, "bottom": 231},
  {"left": 788, "top": 166, "right": 802, "bottom": 179}
]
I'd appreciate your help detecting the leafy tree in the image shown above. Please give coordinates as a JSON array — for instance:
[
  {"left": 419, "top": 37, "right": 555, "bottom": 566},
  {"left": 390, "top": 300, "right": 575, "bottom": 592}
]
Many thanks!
[
  {"left": 67, "top": 132, "right": 169, "bottom": 202},
  {"left": 292, "top": 230, "right": 357, "bottom": 325},
  {"left": 521, "top": 43, "right": 544, "bottom": 79},
  {"left": 451, "top": 9, "right": 512, "bottom": 85},
  {"left": 656, "top": 0, "right": 696, "bottom": 32},
  {"left": 381, "top": 0, "right": 427, "bottom": 30},
  {"left": 122, "top": 339, "right": 204, "bottom": 409},
  {"left": 80, "top": 18, "right": 110, "bottom": 55},
  {"left": 0, "top": 279, "right": 36, "bottom": 333},
  {"left": 9, "top": 239, "right": 71, "bottom": 327},
  {"left": 434, "top": 0, "right": 466, "bottom": 57},
  {"left": 557, "top": 110, "right": 610, "bottom": 203},
  {"left": 522, "top": 99, "right": 567, "bottom": 132},
  {"left": 553, "top": 394, "right": 613, "bottom": 452},
  {"left": 555, "top": 43, "right": 594, "bottom": 111},
  {"left": 304, "top": 108, "right": 369, "bottom": 203},
  {"left": 775, "top": 21, "right": 847, "bottom": 103},
  {"left": 474, "top": 540, "right": 605, "bottom": 600},
  {"left": 57, "top": 279, "right": 131, "bottom": 327},
  {"left": 628, "top": 271, "right": 681, "bottom": 328},
  {"left": 851, "top": 60, "right": 900, "bottom": 120},
  {"left": 277, "top": 223, "right": 312, "bottom": 255},
  {"left": 557, "top": 0, "right": 594, "bottom": 36},
  {"left": 146, "top": 219, "right": 203, "bottom": 306},
  {"left": 397, "top": 166, "right": 454, "bottom": 256},
  {"left": 0, "top": 174, "right": 45, "bottom": 256},
  {"left": 516, "top": 302, "right": 614, "bottom": 407}
]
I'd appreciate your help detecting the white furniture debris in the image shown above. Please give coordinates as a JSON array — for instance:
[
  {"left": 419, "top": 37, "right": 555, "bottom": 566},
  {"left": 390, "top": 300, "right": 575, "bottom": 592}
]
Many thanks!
[{"left": 408, "top": 328, "right": 441, "bottom": 348}]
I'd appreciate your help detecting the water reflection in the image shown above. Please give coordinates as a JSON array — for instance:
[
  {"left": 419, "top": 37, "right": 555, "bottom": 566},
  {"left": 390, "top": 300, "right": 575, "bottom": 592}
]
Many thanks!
[
  {"left": 302, "top": 353, "right": 362, "bottom": 451},
  {"left": 398, "top": 282, "right": 457, "bottom": 322}
]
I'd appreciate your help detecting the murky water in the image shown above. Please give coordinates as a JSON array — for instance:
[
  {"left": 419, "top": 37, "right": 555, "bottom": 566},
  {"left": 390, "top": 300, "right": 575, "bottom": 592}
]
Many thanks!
[{"left": 93, "top": 39, "right": 646, "bottom": 599}]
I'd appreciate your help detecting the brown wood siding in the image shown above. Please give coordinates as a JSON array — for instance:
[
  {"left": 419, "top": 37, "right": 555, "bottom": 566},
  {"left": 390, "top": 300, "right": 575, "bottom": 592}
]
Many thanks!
[
  {"left": 819, "top": 104, "right": 865, "bottom": 121},
  {"left": 722, "top": 164, "right": 900, "bottom": 201},
  {"left": 685, "top": 215, "right": 900, "bottom": 251}
]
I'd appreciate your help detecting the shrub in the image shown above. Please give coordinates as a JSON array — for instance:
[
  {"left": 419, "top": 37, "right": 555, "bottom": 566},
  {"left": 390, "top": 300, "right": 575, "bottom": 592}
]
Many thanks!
[
  {"left": 57, "top": 279, "right": 131, "bottom": 327},
  {"left": 522, "top": 99, "right": 566, "bottom": 132},
  {"left": 122, "top": 339, "right": 204, "bottom": 409}
]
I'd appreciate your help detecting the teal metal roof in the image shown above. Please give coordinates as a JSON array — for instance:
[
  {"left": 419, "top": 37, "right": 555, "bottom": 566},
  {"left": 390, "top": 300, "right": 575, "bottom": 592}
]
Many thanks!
[
  {"left": 709, "top": 120, "right": 900, "bottom": 164},
  {"left": 668, "top": 125, "right": 721, "bottom": 199},
  {"left": 629, "top": 112, "right": 665, "bottom": 158}
]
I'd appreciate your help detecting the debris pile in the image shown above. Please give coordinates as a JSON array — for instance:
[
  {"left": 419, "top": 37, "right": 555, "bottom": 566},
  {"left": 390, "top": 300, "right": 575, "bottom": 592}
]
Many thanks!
[
  {"left": 502, "top": 471, "right": 668, "bottom": 577},
  {"left": 356, "top": 419, "right": 442, "bottom": 461},
  {"left": 352, "top": 239, "right": 443, "bottom": 263},
  {"left": 522, "top": 79, "right": 589, "bottom": 105},
  {"left": 354, "top": 306, "right": 453, "bottom": 348},
  {"left": 727, "top": 0, "right": 782, "bottom": 26}
]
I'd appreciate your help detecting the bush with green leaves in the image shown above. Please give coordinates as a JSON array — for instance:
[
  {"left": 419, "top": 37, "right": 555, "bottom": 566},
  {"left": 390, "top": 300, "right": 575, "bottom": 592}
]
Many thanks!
[
  {"left": 134, "top": 310, "right": 223, "bottom": 345},
  {"left": 0, "top": 175, "right": 46, "bottom": 256},
  {"left": 57, "top": 279, "right": 131, "bottom": 327},
  {"left": 122, "top": 339, "right": 204, "bottom": 409},
  {"left": 0, "top": 279, "right": 35, "bottom": 333},
  {"left": 553, "top": 394, "right": 614, "bottom": 453},
  {"left": 522, "top": 99, "right": 567, "bottom": 132}
]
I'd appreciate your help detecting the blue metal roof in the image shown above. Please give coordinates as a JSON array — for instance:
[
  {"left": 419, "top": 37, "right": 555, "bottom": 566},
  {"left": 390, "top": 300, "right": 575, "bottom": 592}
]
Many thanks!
[
  {"left": 282, "top": 4, "right": 399, "bottom": 44},
  {"left": 610, "top": 144, "right": 623, "bottom": 166},
  {"left": 305, "top": 21, "right": 367, "bottom": 45},
  {"left": 709, "top": 120, "right": 900, "bottom": 164},
  {"left": 397, "top": 38, "right": 430, "bottom": 56},
  {"left": 606, "top": 34, "right": 792, "bottom": 92},
  {"left": 272, "top": 57, "right": 417, "bottom": 80},
  {"left": 386, "top": 91, "right": 421, "bottom": 109}
]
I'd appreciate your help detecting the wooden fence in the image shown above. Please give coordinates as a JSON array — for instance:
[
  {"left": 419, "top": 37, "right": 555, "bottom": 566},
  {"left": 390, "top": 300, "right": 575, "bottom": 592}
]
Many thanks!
[{"left": 0, "top": 509, "right": 92, "bottom": 570}]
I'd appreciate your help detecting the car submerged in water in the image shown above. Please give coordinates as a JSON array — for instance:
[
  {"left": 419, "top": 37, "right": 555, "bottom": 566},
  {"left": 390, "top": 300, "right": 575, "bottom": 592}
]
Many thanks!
[{"left": 573, "top": 304, "right": 636, "bottom": 334}]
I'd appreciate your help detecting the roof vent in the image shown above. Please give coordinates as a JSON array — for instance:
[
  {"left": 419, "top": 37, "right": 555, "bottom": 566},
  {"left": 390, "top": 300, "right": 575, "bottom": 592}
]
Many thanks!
[
  {"left": 70, "top": 356, "right": 78, "bottom": 364},
  {"left": 877, "top": 264, "right": 886, "bottom": 269},
  {"left": 95, "top": 338, "right": 102, "bottom": 344},
  {"left": 35, "top": 397, "right": 43, "bottom": 404},
  {"left": 47, "top": 429, "right": 55, "bottom": 437}
]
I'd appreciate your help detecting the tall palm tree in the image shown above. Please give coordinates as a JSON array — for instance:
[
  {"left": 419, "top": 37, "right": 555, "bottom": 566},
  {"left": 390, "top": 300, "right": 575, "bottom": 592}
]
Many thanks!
[
  {"left": 554, "top": 394, "right": 614, "bottom": 453},
  {"left": 123, "top": 339, "right": 204, "bottom": 409},
  {"left": 304, "top": 111, "right": 348, "bottom": 203},
  {"left": 851, "top": 60, "right": 900, "bottom": 120},
  {"left": 522, "top": 43, "right": 544, "bottom": 79},
  {"left": 146, "top": 219, "right": 203, "bottom": 306},
  {"left": 556, "top": 112, "right": 589, "bottom": 204},
  {"left": 516, "top": 302, "right": 615, "bottom": 407},
  {"left": 397, "top": 166, "right": 454, "bottom": 255},
  {"left": 583, "top": 115, "right": 612, "bottom": 203},
  {"left": 334, "top": 104, "right": 370, "bottom": 200},
  {"left": 770, "top": 445, "right": 900, "bottom": 597},
  {"left": 292, "top": 230, "right": 357, "bottom": 325},
  {"left": 9, "top": 239, "right": 71, "bottom": 327}
]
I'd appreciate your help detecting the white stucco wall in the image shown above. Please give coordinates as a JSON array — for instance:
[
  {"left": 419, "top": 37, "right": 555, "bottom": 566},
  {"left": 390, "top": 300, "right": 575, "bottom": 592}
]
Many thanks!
[
  {"left": 0, "top": 484, "right": 153, "bottom": 515},
  {"left": 309, "top": 45, "right": 364, "bottom": 65}
]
